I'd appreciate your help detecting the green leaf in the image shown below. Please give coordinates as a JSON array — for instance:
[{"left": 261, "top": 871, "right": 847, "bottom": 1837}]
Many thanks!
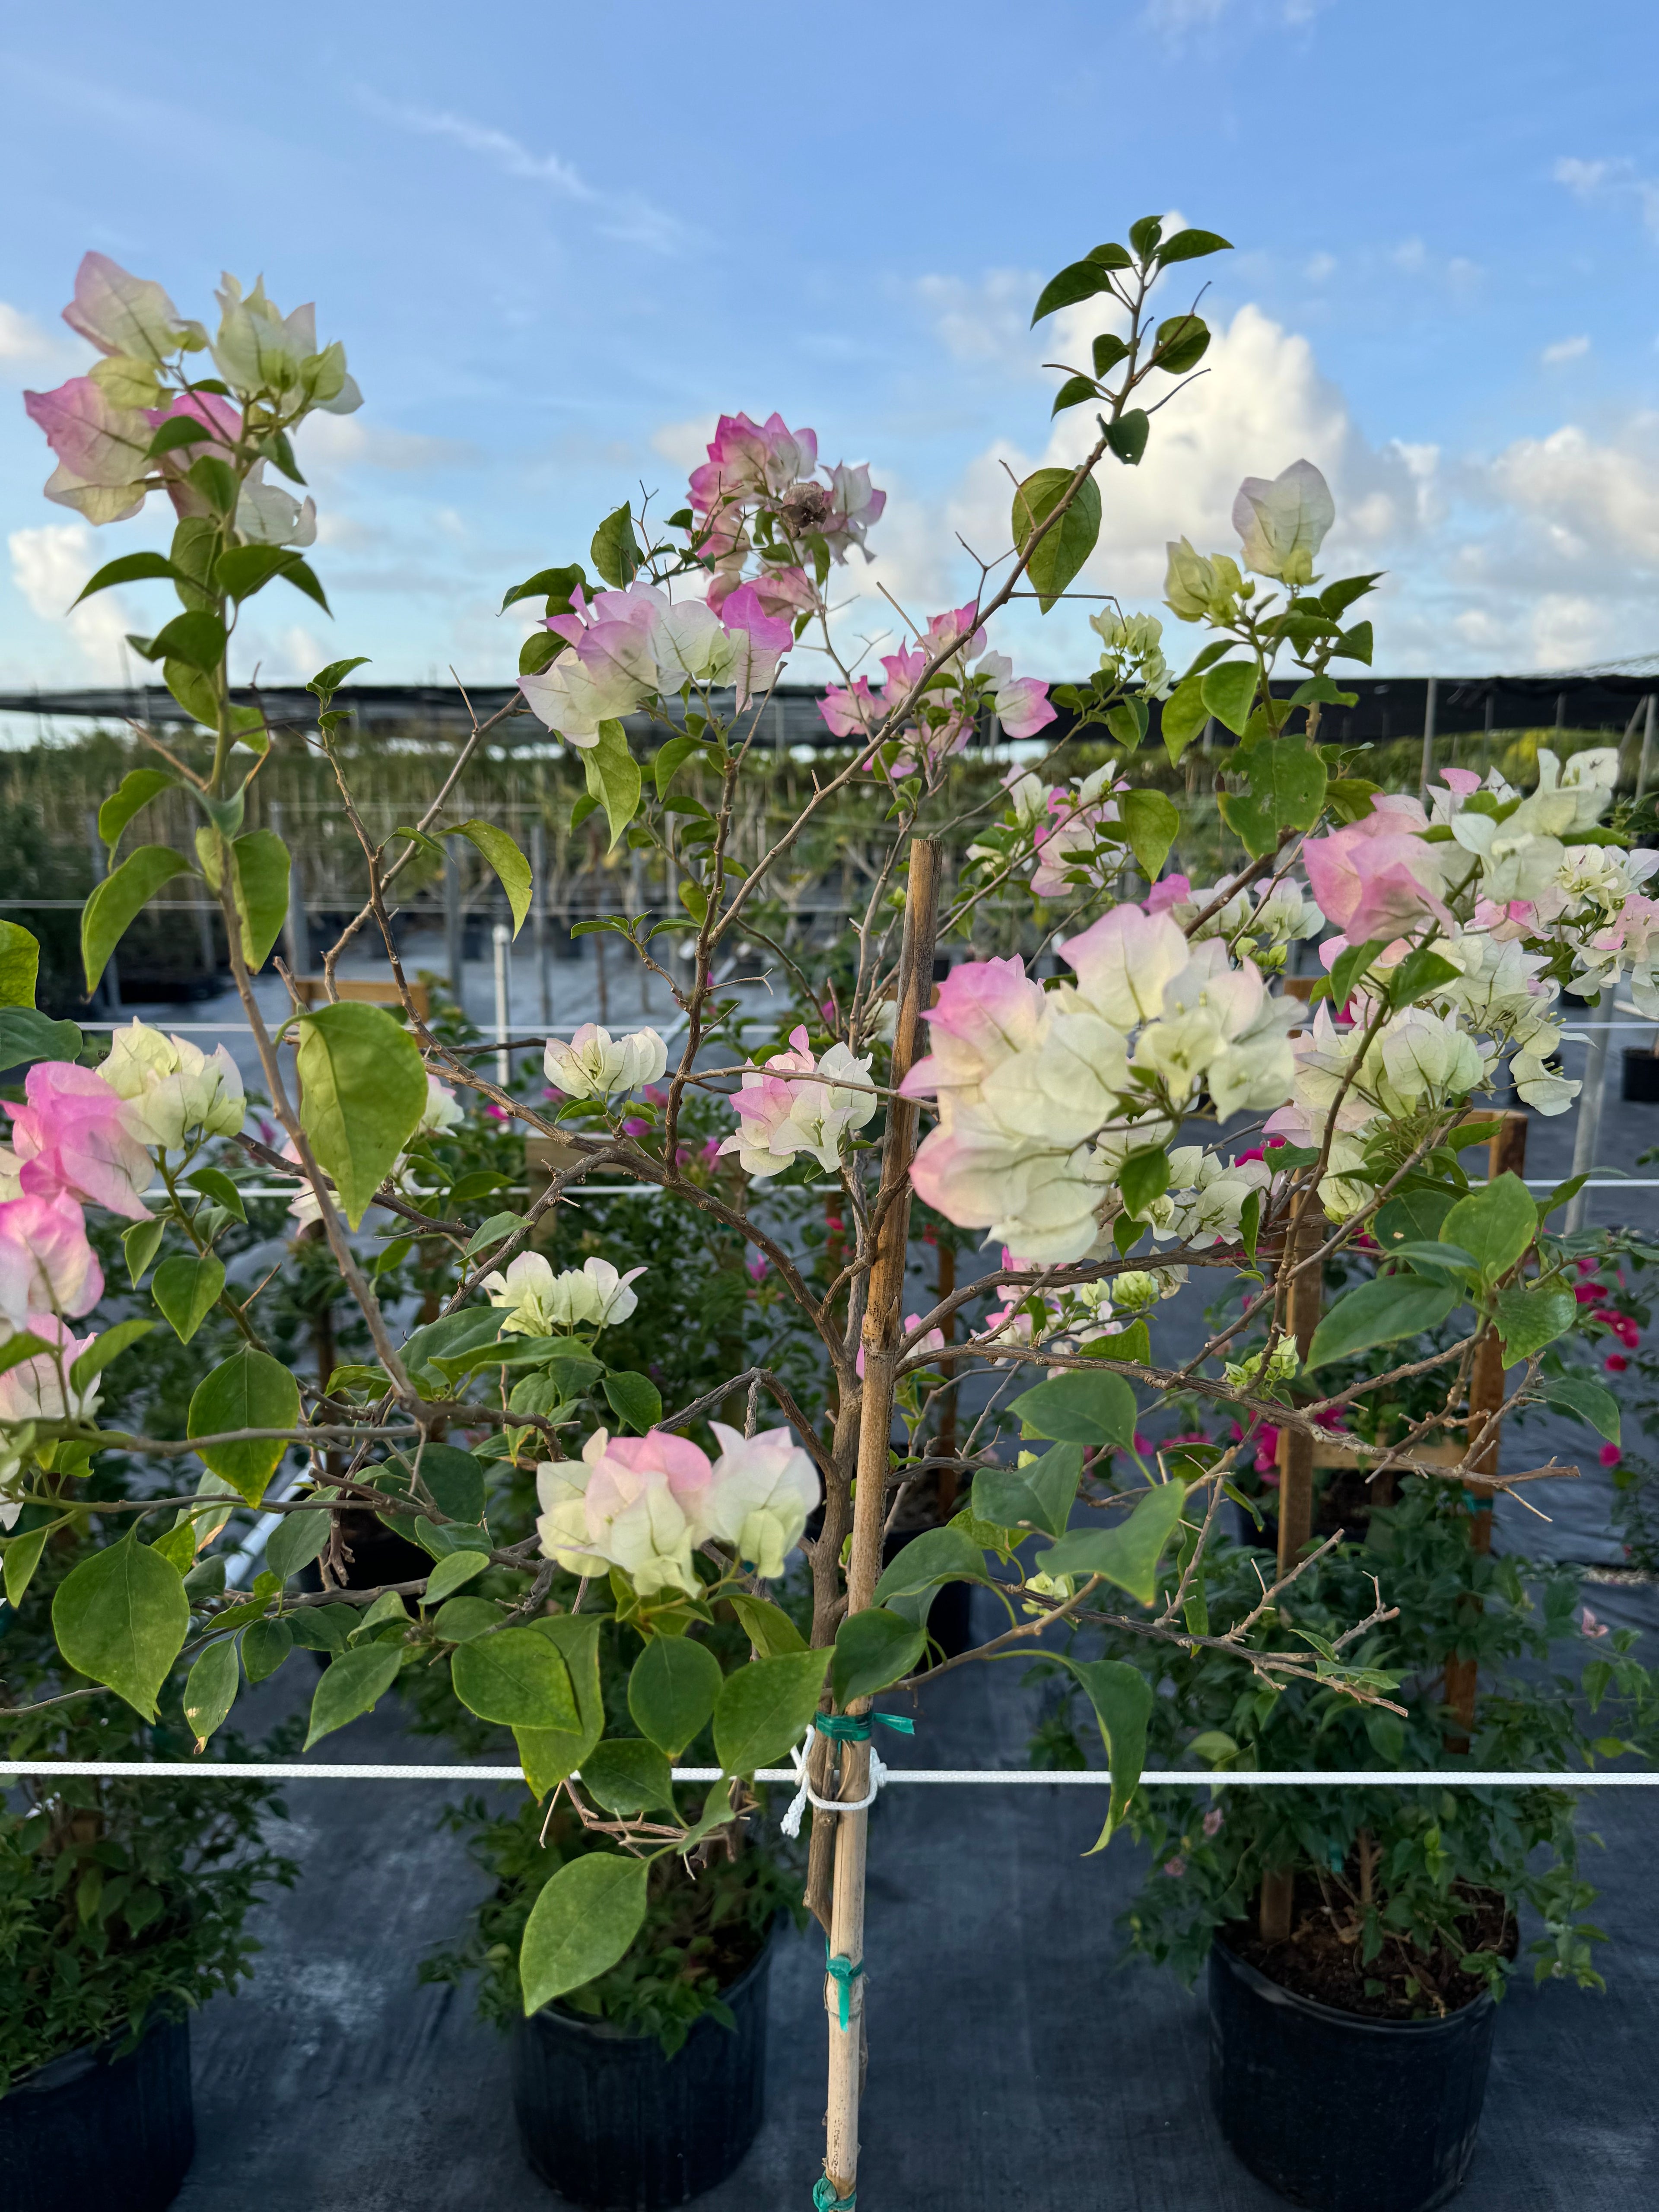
[
  {"left": 1033, "top": 1480, "right": 1187, "bottom": 1605},
  {"left": 1011, "top": 1369, "right": 1139, "bottom": 1450},
  {"left": 653, "top": 732, "right": 708, "bottom": 799},
  {"left": 501, "top": 563, "right": 588, "bottom": 616},
  {"left": 0, "top": 1008, "right": 81, "bottom": 1070},
  {"left": 452, "top": 1626, "right": 579, "bottom": 1730},
  {"left": 871, "top": 1524, "right": 986, "bottom": 1604},
  {"left": 147, "top": 414, "right": 217, "bottom": 458},
  {"left": 296, "top": 1001, "right": 428, "bottom": 1228},
  {"left": 1129, "top": 214, "right": 1164, "bottom": 257},
  {"left": 1336, "top": 620, "right": 1373, "bottom": 666},
  {"left": 1151, "top": 313, "right": 1210, "bottom": 374},
  {"left": 1012, "top": 468, "right": 1103, "bottom": 613},
  {"left": 1200, "top": 659, "right": 1258, "bottom": 737},
  {"left": 602, "top": 1370, "right": 661, "bottom": 1434},
  {"left": 420, "top": 1551, "right": 490, "bottom": 1605},
  {"left": 1155, "top": 227, "right": 1232, "bottom": 266},
  {"left": 972, "top": 1443, "right": 1084, "bottom": 1541},
  {"left": 286, "top": 1604, "right": 356, "bottom": 1656},
  {"left": 1119, "top": 1146, "right": 1172, "bottom": 1219},
  {"left": 152, "top": 1252, "right": 226, "bottom": 1344},
  {"left": 187, "top": 1347, "right": 302, "bottom": 1505},
  {"left": 186, "top": 1166, "right": 246, "bottom": 1222},
  {"left": 1158, "top": 679, "right": 1209, "bottom": 768},
  {"left": 265, "top": 1496, "right": 334, "bottom": 1582},
  {"left": 240, "top": 1617, "right": 292, "bottom": 1684},
  {"left": 1056, "top": 1656, "right": 1154, "bottom": 1849},
  {"left": 451, "top": 819, "right": 532, "bottom": 937},
  {"left": 51, "top": 1531, "right": 190, "bottom": 1721},
  {"left": 590, "top": 502, "right": 641, "bottom": 588},
  {"left": 1320, "top": 573, "right": 1382, "bottom": 620},
  {"left": 580, "top": 1738, "right": 677, "bottom": 1816},
  {"left": 1541, "top": 1373, "right": 1619, "bottom": 1445},
  {"left": 1442, "top": 1174, "right": 1537, "bottom": 1281},
  {"left": 162, "top": 658, "right": 219, "bottom": 727},
  {"left": 729, "top": 1592, "right": 807, "bottom": 1657},
  {"left": 1104, "top": 697, "right": 1148, "bottom": 750},
  {"left": 308, "top": 655, "right": 370, "bottom": 701},
  {"left": 227, "top": 830, "right": 290, "bottom": 971},
  {"left": 1494, "top": 1284, "right": 1576, "bottom": 1362},
  {"left": 628, "top": 1635, "right": 723, "bottom": 1758},
  {"left": 145, "top": 610, "right": 226, "bottom": 675},
  {"left": 414, "top": 1445, "right": 488, "bottom": 1526},
  {"left": 182, "top": 1638, "right": 240, "bottom": 1748},
  {"left": 712, "top": 1648, "right": 831, "bottom": 1774},
  {"left": 1080, "top": 1320, "right": 1153, "bottom": 1367},
  {"left": 1092, "top": 332, "right": 1130, "bottom": 377},
  {"left": 1217, "top": 735, "right": 1329, "bottom": 859},
  {"left": 1388, "top": 947, "right": 1462, "bottom": 1007},
  {"left": 1106, "top": 410, "right": 1150, "bottom": 467},
  {"left": 0, "top": 921, "right": 39, "bottom": 1009},
  {"left": 121, "top": 1230, "right": 166, "bottom": 1292},
  {"left": 0, "top": 1331, "right": 50, "bottom": 1382},
  {"left": 832, "top": 1608, "right": 927, "bottom": 1703},
  {"left": 583, "top": 721, "right": 642, "bottom": 852},
  {"left": 433, "top": 1596, "right": 500, "bottom": 1642},
  {"left": 71, "top": 551, "right": 181, "bottom": 607},
  {"left": 515, "top": 1615, "right": 606, "bottom": 1797},
  {"left": 304, "top": 1643, "right": 403, "bottom": 1748},
  {"left": 520, "top": 1853, "right": 650, "bottom": 2013},
  {"left": 67, "top": 1318, "right": 153, "bottom": 1396},
  {"left": 1119, "top": 789, "right": 1179, "bottom": 880},
  {"left": 1328, "top": 936, "right": 1387, "bottom": 1011},
  {"left": 1030, "top": 258, "right": 1120, "bottom": 323},
  {"left": 1375, "top": 1188, "right": 1455, "bottom": 1249},
  {"left": 3, "top": 1526, "right": 50, "bottom": 1608},
  {"left": 215, "top": 543, "right": 330, "bottom": 613},
  {"left": 151, "top": 1521, "right": 197, "bottom": 1576},
  {"left": 81, "top": 845, "right": 194, "bottom": 994},
  {"left": 1304, "top": 1277, "right": 1459, "bottom": 1371},
  {"left": 1050, "top": 374, "right": 1101, "bottom": 417}
]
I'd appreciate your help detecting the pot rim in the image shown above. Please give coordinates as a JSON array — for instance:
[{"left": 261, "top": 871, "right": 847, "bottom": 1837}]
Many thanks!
[
  {"left": 521, "top": 1908, "right": 784, "bottom": 2043},
  {"left": 3, "top": 2009, "right": 186, "bottom": 2101},
  {"left": 1212, "top": 1932, "right": 1497, "bottom": 2039}
]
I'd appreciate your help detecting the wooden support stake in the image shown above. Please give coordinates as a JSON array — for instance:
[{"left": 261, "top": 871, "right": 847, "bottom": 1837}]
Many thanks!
[
  {"left": 1446, "top": 1110, "right": 1528, "bottom": 1749},
  {"left": 821, "top": 839, "right": 938, "bottom": 2211},
  {"left": 1259, "top": 1191, "right": 1327, "bottom": 1945}
]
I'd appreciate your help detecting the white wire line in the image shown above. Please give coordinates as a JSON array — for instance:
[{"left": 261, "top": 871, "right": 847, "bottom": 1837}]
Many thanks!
[{"left": 5, "top": 1762, "right": 1659, "bottom": 1787}]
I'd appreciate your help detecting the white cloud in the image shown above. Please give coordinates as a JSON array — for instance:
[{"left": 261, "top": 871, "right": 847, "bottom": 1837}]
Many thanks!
[
  {"left": 1554, "top": 155, "right": 1659, "bottom": 237},
  {"left": 358, "top": 95, "right": 688, "bottom": 253},
  {"left": 1541, "top": 334, "right": 1591, "bottom": 365},
  {"left": 0, "top": 301, "right": 78, "bottom": 385},
  {"left": 914, "top": 269, "right": 1046, "bottom": 374},
  {"left": 7, "top": 524, "right": 133, "bottom": 679},
  {"left": 1305, "top": 252, "right": 1337, "bottom": 282},
  {"left": 299, "top": 414, "right": 477, "bottom": 474},
  {"left": 651, "top": 417, "right": 716, "bottom": 471}
]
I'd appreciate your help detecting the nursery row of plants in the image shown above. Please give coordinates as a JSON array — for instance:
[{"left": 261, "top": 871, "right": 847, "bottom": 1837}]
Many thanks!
[{"left": 5, "top": 218, "right": 1659, "bottom": 2212}]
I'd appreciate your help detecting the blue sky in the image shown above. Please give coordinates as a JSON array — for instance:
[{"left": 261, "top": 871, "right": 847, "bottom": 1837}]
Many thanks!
[{"left": 3, "top": 0, "right": 1657, "bottom": 702}]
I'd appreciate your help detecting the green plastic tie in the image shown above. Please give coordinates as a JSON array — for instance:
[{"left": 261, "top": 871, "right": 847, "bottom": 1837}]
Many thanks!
[
  {"left": 814, "top": 1712, "right": 915, "bottom": 1743},
  {"left": 824, "top": 1941, "right": 863, "bottom": 2032},
  {"left": 812, "top": 2178, "right": 857, "bottom": 2211}
]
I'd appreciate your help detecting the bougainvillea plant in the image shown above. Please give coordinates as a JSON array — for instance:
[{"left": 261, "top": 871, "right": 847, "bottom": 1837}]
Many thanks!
[{"left": 6, "top": 219, "right": 1644, "bottom": 2203}]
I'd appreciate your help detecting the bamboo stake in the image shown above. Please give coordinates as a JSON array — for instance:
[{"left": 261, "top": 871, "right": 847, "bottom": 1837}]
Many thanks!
[
  {"left": 1259, "top": 1189, "right": 1326, "bottom": 1945},
  {"left": 821, "top": 837, "right": 937, "bottom": 2211},
  {"left": 1446, "top": 1110, "right": 1528, "bottom": 1749}
]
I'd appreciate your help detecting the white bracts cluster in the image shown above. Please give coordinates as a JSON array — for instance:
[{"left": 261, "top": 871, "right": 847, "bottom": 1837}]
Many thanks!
[{"left": 543, "top": 1024, "right": 668, "bottom": 1103}]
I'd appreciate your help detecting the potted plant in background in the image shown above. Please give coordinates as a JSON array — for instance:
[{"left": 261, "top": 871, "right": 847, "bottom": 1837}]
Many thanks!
[
  {"left": 1036, "top": 1417, "right": 1659, "bottom": 2212},
  {"left": 0, "top": 1513, "right": 294, "bottom": 2212}
]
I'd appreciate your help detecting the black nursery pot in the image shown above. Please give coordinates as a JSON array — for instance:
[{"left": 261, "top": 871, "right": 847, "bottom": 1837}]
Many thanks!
[
  {"left": 0, "top": 2015, "right": 194, "bottom": 2212},
  {"left": 1208, "top": 1941, "right": 1495, "bottom": 2212},
  {"left": 512, "top": 1922, "right": 776, "bottom": 2211},
  {"left": 1623, "top": 1048, "right": 1659, "bottom": 1103}
]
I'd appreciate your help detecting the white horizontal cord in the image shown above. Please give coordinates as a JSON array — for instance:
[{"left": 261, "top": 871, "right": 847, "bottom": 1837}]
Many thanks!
[{"left": 3, "top": 1761, "right": 1656, "bottom": 1787}]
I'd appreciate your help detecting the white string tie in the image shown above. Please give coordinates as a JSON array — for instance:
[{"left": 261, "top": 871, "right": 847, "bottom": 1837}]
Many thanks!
[{"left": 780, "top": 1734, "right": 892, "bottom": 1837}]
